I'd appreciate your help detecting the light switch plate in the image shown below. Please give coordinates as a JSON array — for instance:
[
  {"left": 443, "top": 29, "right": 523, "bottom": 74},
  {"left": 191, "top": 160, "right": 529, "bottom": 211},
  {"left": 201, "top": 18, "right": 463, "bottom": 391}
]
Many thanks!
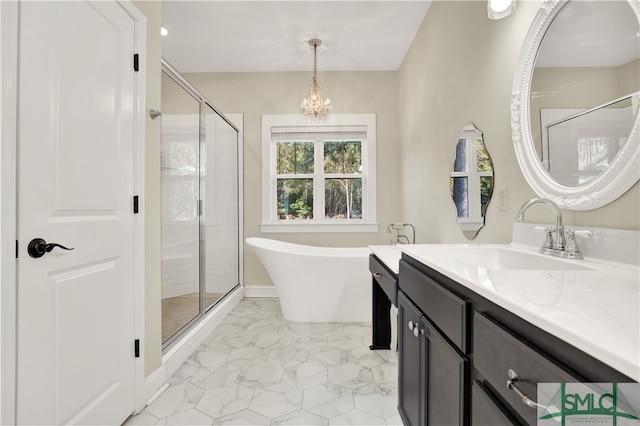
[{"left": 498, "top": 186, "right": 508, "bottom": 212}]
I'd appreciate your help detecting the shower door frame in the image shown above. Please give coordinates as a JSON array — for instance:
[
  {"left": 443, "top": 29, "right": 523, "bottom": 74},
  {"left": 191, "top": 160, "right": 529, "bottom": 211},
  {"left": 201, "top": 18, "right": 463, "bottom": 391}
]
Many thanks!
[{"left": 160, "top": 59, "right": 243, "bottom": 351}]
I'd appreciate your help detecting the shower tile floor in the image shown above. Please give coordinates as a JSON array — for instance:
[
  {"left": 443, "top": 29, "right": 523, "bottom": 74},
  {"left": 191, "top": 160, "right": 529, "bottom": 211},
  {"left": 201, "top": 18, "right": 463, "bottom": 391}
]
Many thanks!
[
  {"left": 162, "top": 293, "right": 222, "bottom": 343},
  {"left": 125, "top": 298, "right": 401, "bottom": 425}
]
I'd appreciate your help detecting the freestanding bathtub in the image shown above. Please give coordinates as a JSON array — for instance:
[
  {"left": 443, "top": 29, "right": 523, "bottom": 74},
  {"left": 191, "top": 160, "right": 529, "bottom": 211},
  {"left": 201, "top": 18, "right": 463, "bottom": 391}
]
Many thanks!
[{"left": 246, "top": 237, "right": 372, "bottom": 323}]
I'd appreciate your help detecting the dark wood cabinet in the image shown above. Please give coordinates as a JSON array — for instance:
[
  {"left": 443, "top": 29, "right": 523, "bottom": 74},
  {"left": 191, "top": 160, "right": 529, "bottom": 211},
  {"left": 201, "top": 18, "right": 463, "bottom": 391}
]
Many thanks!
[
  {"left": 396, "top": 253, "right": 635, "bottom": 426},
  {"left": 397, "top": 285, "right": 469, "bottom": 425},
  {"left": 398, "top": 292, "right": 424, "bottom": 426},
  {"left": 472, "top": 380, "right": 519, "bottom": 426},
  {"left": 424, "top": 315, "right": 469, "bottom": 425},
  {"left": 369, "top": 254, "right": 398, "bottom": 350}
]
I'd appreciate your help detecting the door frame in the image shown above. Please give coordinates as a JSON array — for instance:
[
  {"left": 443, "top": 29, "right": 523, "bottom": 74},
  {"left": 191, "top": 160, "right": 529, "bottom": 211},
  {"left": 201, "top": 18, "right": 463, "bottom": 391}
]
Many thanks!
[{"left": 0, "top": 1, "right": 147, "bottom": 423}]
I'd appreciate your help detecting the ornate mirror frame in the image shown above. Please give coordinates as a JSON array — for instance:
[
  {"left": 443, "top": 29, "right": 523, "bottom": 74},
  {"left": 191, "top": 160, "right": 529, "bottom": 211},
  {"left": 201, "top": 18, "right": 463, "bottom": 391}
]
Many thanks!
[{"left": 511, "top": 0, "right": 640, "bottom": 210}]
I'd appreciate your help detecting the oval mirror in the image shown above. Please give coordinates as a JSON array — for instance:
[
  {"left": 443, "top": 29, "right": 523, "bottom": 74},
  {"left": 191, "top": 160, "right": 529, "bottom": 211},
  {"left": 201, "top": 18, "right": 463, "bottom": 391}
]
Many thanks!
[
  {"left": 512, "top": 0, "right": 640, "bottom": 210},
  {"left": 451, "top": 123, "right": 494, "bottom": 239}
]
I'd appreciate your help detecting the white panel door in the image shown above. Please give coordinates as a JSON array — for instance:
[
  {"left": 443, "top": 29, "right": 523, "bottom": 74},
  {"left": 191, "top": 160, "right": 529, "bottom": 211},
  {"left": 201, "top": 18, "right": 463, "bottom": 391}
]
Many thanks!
[{"left": 17, "top": 1, "right": 138, "bottom": 424}]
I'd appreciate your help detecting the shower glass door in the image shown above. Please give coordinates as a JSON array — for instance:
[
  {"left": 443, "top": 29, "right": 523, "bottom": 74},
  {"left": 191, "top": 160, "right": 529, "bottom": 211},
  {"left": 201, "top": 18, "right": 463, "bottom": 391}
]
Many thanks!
[
  {"left": 160, "top": 60, "right": 241, "bottom": 348},
  {"left": 160, "top": 71, "right": 202, "bottom": 345},
  {"left": 203, "top": 104, "right": 239, "bottom": 311}
]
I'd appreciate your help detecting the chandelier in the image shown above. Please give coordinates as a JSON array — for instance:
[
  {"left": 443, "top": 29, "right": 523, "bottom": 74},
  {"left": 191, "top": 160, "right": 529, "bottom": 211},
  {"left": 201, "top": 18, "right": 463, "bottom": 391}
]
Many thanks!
[{"left": 300, "top": 38, "right": 332, "bottom": 119}]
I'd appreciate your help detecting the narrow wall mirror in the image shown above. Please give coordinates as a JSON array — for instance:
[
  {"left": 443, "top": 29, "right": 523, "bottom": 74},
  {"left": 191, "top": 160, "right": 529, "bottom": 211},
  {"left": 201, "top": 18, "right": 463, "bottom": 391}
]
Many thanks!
[
  {"left": 450, "top": 123, "right": 494, "bottom": 239},
  {"left": 512, "top": 0, "right": 640, "bottom": 210}
]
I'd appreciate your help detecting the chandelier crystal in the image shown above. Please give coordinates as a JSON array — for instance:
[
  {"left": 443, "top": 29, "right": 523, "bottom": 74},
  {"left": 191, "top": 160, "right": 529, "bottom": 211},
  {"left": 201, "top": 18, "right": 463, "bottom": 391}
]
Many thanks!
[{"left": 301, "top": 38, "right": 332, "bottom": 119}]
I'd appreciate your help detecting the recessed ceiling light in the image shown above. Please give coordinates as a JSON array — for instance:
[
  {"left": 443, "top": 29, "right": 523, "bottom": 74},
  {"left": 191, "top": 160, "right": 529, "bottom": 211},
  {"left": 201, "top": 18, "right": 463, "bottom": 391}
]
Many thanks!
[{"left": 161, "top": 27, "right": 169, "bottom": 37}]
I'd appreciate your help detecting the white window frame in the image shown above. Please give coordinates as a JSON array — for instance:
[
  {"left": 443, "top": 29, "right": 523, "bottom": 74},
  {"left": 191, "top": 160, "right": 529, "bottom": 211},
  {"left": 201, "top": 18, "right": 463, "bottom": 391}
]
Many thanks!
[{"left": 261, "top": 114, "right": 377, "bottom": 233}]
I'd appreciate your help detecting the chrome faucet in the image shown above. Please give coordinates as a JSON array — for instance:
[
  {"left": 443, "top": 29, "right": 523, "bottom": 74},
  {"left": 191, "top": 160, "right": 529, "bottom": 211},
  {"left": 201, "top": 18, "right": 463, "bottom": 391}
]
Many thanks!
[
  {"left": 385, "top": 223, "right": 416, "bottom": 245},
  {"left": 515, "top": 198, "right": 566, "bottom": 253}
]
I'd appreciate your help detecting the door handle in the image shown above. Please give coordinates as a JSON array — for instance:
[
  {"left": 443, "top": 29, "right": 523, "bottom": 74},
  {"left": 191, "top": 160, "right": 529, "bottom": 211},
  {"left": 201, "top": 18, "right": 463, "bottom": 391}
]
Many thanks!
[{"left": 27, "top": 238, "right": 74, "bottom": 258}]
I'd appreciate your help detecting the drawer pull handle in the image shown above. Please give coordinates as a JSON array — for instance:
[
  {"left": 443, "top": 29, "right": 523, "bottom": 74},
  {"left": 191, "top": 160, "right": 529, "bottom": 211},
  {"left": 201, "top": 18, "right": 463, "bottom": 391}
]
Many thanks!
[
  {"left": 506, "top": 369, "right": 546, "bottom": 410},
  {"left": 373, "top": 273, "right": 383, "bottom": 278}
]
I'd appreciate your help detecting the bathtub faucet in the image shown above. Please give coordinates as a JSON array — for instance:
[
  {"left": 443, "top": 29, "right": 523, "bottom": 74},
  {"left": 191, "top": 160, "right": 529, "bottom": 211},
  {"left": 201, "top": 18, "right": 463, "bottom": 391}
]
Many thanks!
[{"left": 385, "top": 223, "right": 415, "bottom": 245}]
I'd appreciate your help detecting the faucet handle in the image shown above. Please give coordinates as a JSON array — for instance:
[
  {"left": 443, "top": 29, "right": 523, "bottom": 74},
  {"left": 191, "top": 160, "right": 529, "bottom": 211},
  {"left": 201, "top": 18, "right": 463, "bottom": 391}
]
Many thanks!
[
  {"left": 562, "top": 228, "right": 583, "bottom": 259},
  {"left": 542, "top": 226, "right": 554, "bottom": 249}
]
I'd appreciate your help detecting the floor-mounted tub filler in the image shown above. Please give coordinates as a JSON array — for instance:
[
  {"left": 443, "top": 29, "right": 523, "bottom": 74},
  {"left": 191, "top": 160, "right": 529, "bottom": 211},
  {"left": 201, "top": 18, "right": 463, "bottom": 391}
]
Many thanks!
[{"left": 246, "top": 237, "right": 372, "bottom": 322}]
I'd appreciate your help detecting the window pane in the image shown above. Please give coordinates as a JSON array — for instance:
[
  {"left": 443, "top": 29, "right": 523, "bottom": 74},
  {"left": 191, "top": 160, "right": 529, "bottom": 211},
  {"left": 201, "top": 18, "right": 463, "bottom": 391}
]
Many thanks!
[
  {"left": 453, "top": 139, "right": 468, "bottom": 172},
  {"left": 324, "top": 141, "right": 362, "bottom": 174},
  {"left": 164, "top": 141, "right": 199, "bottom": 176},
  {"left": 451, "top": 177, "right": 469, "bottom": 218},
  {"left": 162, "top": 179, "right": 198, "bottom": 221},
  {"left": 477, "top": 139, "right": 493, "bottom": 172},
  {"left": 325, "top": 178, "right": 362, "bottom": 219},
  {"left": 276, "top": 142, "right": 314, "bottom": 174},
  {"left": 277, "top": 178, "right": 313, "bottom": 219},
  {"left": 480, "top": 176, "right": 494, "bottom": 216}
]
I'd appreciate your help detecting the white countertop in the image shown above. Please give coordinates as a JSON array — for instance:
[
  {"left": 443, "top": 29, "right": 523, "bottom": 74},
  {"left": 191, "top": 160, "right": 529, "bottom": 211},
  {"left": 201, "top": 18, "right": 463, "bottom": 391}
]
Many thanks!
[
  {"left": 369, "top": 244, "right": 403, "bottom": 274},
  {"left": 369, "top": 226, "right": 640, "bottom": 382}
]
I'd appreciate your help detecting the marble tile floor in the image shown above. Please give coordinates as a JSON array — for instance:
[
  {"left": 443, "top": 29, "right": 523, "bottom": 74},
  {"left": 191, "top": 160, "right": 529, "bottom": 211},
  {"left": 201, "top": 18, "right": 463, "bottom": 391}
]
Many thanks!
[{"left": 125, "top": 298, "right": 400, "bottom": 426}]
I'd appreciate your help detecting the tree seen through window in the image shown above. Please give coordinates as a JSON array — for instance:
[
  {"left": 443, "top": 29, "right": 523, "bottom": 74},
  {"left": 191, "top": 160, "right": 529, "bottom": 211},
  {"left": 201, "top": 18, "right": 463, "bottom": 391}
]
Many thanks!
[{"left": 276, "top": 140, "right": 363, "bottom": 220}]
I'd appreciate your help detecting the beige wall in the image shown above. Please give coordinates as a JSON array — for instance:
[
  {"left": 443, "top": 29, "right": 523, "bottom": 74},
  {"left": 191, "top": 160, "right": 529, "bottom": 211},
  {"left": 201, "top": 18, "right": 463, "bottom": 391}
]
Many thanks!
[
  {"left": 398, "top": 0, "right": 639, "bottom": 245},
  {"left": 183, "top": 71, "right": 402, "bottom": 286},
  {"left": 132, "top": 0, "right": 163, "bottom": 376},
  {"left": 618, "top": 58, "right": 640, "bottom": 96}
]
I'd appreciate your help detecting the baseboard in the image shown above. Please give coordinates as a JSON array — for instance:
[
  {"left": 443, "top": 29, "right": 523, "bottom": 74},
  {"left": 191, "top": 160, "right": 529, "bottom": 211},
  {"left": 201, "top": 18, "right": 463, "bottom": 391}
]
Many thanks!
[
  {"left": 140, "top": 286, "right": 244, "bottom": 408},
  {"left": 140, "top": 365, "right": 167, "bottom": 412},
  {"left": 244, "top": 285, "right": 278, "bottom": 298}
]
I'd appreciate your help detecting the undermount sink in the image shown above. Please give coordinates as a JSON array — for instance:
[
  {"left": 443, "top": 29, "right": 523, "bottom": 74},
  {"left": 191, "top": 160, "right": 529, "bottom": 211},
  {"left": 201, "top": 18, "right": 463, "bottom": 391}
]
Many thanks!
[{"left": 403, "top": 245, "right": 594, "bottom": 271}]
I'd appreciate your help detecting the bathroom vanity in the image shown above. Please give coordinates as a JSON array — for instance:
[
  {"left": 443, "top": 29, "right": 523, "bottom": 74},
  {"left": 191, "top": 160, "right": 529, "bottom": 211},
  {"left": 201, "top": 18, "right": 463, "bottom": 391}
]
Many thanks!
[
  {"left": 370, "top": 225, "right": 639, "bottom": 425},
  {"left": 368, "top": 246, "right": 400, "bottom": 350}
]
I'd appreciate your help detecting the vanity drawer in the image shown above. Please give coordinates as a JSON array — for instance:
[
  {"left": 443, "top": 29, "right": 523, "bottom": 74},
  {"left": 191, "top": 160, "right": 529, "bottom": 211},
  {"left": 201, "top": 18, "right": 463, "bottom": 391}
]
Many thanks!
[
  {"left": 472, "top": 380, "right": 519, "bottom": 425},
  {"left": 399, "top": 260, "right": 469, "bottom": 353},
  {"left": 369, "top": 255, "right": 398, "bottom": 305},
  {"left": 473, "top": 312, "right": 583, "bottom": 425}
]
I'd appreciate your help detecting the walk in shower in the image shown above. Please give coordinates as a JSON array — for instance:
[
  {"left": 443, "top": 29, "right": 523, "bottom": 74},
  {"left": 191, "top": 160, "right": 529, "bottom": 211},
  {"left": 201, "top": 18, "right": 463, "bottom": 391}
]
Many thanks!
[{"left": 160, "top": 60, "right": 242, "bottom": 348}]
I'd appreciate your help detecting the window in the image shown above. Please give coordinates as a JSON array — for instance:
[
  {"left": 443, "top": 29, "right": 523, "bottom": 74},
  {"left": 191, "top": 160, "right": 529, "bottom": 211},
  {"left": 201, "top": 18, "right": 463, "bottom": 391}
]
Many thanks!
[
  {"left": 161, "top": 114, "right": 201, "bottom": 224},
  {"left": 450, "top": 135, "right": 493, "bottom": 232},
  {"left": 261, "top": 114, "right": 377, "bottom": 233}
]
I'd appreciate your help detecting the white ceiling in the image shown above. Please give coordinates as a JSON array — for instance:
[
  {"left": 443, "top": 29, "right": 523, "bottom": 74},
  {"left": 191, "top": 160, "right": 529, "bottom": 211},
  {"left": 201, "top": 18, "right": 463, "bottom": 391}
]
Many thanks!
[
  {"left": 162, "top": 1, "right": 640, "bottom": 73},
  {"left": 161, "top": 1, "right": 432, "bottom": 73}
]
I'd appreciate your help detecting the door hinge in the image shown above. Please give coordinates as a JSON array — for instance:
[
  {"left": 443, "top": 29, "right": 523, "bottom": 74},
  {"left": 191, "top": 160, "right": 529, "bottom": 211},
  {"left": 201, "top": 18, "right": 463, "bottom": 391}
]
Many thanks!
[
  {"left": 133, "top": 195, "right": 139, "bottom": 214},
  {"left": 134, "top": 339, "right": 140, "bottom": 358},
  {"left": 133, "top": 54, "right": 139, "bottom": 72}
]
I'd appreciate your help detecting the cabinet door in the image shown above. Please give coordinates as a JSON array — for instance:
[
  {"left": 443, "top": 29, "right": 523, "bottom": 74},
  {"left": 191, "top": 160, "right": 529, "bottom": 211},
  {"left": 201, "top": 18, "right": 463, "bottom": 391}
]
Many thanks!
[
  {"left": 398, "top": 292, "right": 424, "bottom": 426},
  {"left": 424, "top": 317, "right": 470, "bottom": 425}
]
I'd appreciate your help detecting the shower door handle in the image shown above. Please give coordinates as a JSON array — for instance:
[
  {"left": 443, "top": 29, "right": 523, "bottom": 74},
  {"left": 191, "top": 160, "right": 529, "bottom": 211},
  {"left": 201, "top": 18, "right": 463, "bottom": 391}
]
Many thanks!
[{"left": 28, "top": 238, "right": 74, "bottom": 258}]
